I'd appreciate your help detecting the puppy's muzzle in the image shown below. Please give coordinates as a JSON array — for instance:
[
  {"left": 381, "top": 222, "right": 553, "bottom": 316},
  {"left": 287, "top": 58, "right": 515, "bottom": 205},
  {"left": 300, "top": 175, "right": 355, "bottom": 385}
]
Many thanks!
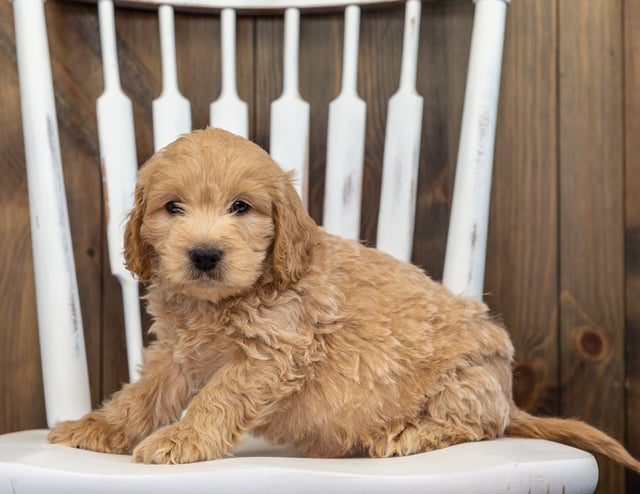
[{"left": 189, "top": 245, "right": 223, "bottom": 272}]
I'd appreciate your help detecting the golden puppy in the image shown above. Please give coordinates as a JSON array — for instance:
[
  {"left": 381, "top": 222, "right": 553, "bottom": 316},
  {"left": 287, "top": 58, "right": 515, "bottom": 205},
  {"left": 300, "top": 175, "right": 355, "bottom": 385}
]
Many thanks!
[{"left": 49, "top": 128, "right": 640, "bottom": 471}]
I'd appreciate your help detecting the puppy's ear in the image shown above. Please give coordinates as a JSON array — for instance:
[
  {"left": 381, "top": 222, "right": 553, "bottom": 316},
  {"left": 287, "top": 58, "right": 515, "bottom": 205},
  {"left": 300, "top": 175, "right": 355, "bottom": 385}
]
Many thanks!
[
  {"left": 124, "top": 181, "right": 155, "bottom": 283},
  {"left": 271, "top": 175, "right": 316, "bottom": 290}
]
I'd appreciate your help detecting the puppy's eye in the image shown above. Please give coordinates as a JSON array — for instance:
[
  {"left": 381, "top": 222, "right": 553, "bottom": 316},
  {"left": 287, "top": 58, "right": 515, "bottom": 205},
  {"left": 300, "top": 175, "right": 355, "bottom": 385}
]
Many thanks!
[
  {"left": 165, "top": 201, "right": 184, "bottom": 216},
  {"left": 229, "top": 200, "right": 250, "bottom": 215}
]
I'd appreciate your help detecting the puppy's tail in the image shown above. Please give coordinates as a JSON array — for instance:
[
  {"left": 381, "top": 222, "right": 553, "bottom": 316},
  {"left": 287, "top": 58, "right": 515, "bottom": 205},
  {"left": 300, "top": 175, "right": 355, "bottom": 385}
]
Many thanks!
[{"left": 505, "top": 408, "right": 640, "bottom": 473}]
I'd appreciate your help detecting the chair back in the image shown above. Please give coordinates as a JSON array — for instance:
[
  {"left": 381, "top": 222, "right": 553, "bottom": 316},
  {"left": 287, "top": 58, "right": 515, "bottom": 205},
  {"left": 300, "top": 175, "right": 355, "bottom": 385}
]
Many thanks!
[{"left": 11, "top": 0, "right": 509, "bottom": 427}]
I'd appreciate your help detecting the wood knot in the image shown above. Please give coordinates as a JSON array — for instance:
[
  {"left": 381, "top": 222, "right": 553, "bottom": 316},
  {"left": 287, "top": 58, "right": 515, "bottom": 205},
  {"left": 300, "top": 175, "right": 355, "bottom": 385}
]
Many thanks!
[
  {"left": 512, "top": 363, "right": 537, "bottom": 410},
  {"left": 576, "top": 326, "right": 608, "bottom": 361},
  {"left": 433, "top": 166, "right": 450, "bottom": 203}
]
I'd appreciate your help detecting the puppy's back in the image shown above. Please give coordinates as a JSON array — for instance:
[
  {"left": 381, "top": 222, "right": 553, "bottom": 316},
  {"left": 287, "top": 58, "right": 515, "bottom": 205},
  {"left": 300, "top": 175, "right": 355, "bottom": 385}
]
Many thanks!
[{"left": 259, "top": 230, "right": 514, "bottom": 457}]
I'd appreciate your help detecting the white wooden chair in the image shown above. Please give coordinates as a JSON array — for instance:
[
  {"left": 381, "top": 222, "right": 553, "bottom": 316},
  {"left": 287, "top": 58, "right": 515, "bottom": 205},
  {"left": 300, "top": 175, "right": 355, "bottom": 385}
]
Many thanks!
[{"left": 0, "top": 0, "right": 599, "bottom": 492}]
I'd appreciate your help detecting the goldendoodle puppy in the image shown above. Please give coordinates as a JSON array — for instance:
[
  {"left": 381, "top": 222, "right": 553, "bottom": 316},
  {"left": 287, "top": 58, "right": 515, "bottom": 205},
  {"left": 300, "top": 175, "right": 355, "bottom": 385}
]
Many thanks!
[{"left": 49, "top": 128, "right": 640, "bottom": 471}]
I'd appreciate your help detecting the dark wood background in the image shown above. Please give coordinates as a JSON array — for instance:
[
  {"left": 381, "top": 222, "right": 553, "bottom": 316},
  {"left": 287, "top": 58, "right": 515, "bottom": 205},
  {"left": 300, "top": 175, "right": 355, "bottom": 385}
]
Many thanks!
[{"left": 1, "top": 0, "right": 638, "bottom": 492}]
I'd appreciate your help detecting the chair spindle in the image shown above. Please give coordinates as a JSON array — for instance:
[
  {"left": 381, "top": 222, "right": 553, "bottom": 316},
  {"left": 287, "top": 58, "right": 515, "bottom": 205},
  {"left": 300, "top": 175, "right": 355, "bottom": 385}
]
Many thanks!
[
  {"left": 12, "top": 0, "right": 91, "bottom": 426},
  {"left": 210, "top": 8, "right": 248, "bottom": 138},
  {"left": 376, "top": 0, "right": 424, "bottom": 262},
  {"left": 323, "top": 5, "right": 366, "bottom": 241},
  {"left": 269, "top": 8, "right": 310, "bottom": 206},
  {"left": 153, "top": 4, "right": 192, "bottom": 151},
  {"left": 96, "top": 0, "right": 143, "bottom": 381},
  {"left": 442, "top": 0, "right": 509, "bottom": 299}
]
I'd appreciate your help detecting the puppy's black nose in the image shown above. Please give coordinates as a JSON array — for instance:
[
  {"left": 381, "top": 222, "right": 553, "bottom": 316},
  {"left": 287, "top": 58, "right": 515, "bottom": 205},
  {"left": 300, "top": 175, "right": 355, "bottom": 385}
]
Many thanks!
[{"left": 189, "top": 246, "right": 223, "bottom": 272}]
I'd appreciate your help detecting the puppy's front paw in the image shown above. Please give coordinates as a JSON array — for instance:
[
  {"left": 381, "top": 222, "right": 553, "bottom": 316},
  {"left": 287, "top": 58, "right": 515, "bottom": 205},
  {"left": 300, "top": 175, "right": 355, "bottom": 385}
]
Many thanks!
[
  {"left": 48, "top": 411, "right": 131, "bottom": 454},
  {"left": 132, "top": 423, "right": 223, "bottom": 464}
]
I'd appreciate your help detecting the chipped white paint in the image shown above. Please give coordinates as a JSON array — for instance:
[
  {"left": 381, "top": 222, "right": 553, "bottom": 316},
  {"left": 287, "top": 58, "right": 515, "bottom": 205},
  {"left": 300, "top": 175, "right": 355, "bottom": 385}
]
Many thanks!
[
  {"left": 442, "top": 0, "right": 509, "bottom": 300},
  {"left": 376, "top": 0, "right": 423, "bottom": 262},
  {"left": 210, "top": 8, "right": 248, "bottom": 138},
  {"left": 323, "top": 5, "right": 366, "bottom": 241},
  {"left": 153, "top": 4, "right": 192, "bottom": 151},
  {"left": 270, "top": 8, "right": 310, "bottom": 206},
  {"left": 12, "top": 0, "right": 91, "bottom": 427},
  {"left": 97, "top": 0, "right": 143, "bottom": 381}
]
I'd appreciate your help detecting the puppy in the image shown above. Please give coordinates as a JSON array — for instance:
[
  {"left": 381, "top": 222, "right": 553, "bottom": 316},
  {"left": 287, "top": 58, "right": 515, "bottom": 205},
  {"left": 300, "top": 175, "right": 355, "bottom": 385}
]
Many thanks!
[{"left": 49, "top": 128, "right": 640, "bottom": 471}]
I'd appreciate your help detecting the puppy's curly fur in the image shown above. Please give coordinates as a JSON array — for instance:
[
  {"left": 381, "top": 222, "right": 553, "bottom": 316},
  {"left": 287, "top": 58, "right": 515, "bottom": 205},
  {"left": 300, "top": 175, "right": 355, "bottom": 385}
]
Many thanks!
[{"left": 49, "top": 128, "right": 640, "bottom": 470}]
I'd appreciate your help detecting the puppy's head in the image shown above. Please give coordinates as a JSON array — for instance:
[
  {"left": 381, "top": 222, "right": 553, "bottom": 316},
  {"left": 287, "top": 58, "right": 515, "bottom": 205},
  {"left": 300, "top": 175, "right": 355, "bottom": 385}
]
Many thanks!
[{"left": 124, "top": 128, "right": 316, "bottom": 301}]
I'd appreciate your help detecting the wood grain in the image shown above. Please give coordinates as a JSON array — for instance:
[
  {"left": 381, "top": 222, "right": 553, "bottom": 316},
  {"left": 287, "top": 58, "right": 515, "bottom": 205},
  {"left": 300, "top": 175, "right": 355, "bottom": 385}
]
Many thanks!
[
  {"left": 485, "top": 0, "right": 559, "bottom": 417},
  {"left": 411, "top": 0, "right": 472, "bottom": 278},
  {"left": 0, "top": 0, "right": 46, "bottom": 433},
  {"left": 302, "top": 12, "right": 345, "bottom": 225},
  {"left": 625, "top": 0, "right": 640, "bottom": 491},
  {"left": 558, "top": 0, "right": 626, "bottom": 491},
  {"left": 357, "top": 6, "right": 400, "bottom": 247},
  {"left": 0, "top": 14, "right": 46, "bottom": 425}
]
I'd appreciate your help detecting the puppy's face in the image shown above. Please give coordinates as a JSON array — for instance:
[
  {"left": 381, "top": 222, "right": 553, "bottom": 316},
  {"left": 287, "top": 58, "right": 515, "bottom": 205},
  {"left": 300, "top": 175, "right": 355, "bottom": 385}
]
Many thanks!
[
  {"left": 141, "top": 167, "right": 275, "bottom": 302},
  {"left": 124, "top": 128, "right": 315, "bottom": 301}
]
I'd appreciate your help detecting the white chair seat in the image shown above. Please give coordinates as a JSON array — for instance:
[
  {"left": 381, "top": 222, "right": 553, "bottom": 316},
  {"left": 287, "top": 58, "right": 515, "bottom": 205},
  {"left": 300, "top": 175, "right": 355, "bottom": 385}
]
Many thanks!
[{"left": 0, "top": 430, "right": 597, "bottom": 494}]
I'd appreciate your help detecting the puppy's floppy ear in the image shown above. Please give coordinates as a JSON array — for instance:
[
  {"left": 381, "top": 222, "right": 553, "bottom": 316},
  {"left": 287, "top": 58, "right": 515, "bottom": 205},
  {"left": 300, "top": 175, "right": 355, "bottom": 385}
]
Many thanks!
[
  {"left": 124, "top": 180, "right": 155, "bottom": 283},
  {"left": 271, "top": 174, "right": 316, "bottom": 290}
]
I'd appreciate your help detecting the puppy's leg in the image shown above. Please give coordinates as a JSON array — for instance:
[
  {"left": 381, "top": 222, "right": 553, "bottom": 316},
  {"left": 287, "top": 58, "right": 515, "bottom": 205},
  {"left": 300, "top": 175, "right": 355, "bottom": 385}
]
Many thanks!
[
  {"left": 367, "top": 362, "right": 512, "bottom": 457},
  {"left": 133, "top": 350, "right": 301, "bottom": 464},
  {"left": 48, "top": 343, "right": 189, "bottom": 454},
  {"left": 366, "top": 418, "right": 498, "bottom": 457}
]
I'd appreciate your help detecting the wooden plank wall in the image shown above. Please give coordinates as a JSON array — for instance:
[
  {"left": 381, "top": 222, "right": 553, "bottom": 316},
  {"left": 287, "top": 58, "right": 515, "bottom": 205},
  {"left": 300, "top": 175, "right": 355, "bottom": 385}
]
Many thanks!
[
  {"left": 559, "top": 1, "right": 626, "bottom": 491},
  {"left": 0, "top": 0, "right": 638, "bottom": 492},
  {"left": 626, "top": 1, "right": 640, "bottom": 492}
]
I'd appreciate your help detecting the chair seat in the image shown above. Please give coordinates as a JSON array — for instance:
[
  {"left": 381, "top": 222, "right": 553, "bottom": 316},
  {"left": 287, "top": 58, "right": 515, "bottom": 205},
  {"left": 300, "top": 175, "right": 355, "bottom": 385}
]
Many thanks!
[{"left": 0, "top": 429, "right": 597, "bottom": 494}]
